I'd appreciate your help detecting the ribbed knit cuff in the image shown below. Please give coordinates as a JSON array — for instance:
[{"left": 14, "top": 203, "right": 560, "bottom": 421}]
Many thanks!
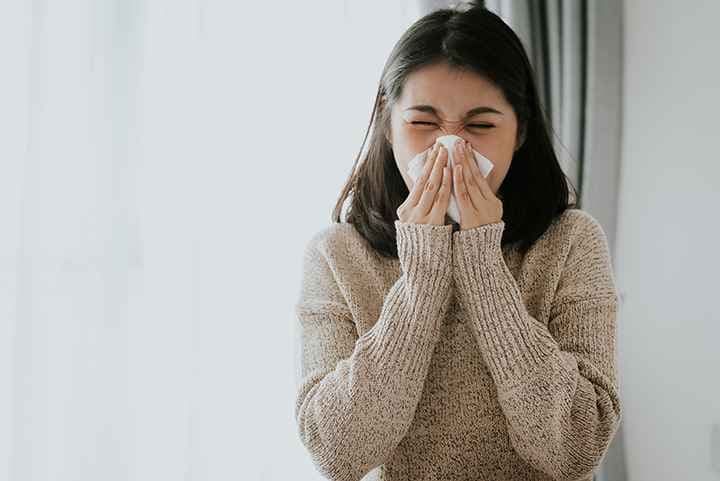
[
  {"left": 394, "top": 220, "right": 453, "bottom": 297},
  {"left": 350, "top": 220, "right": 454, "bottom": 380},
  {"left": 395, "top": 220, "right": 453, "bottom": 267},
  {"left": 452, "top": 221, "right": 556, "bottom": 385},
  {"left": 452, "top": 220, "right": 505, "bottom": 265},
  {"left": 355, "top": 276, "right": 452, "bottom": 381}
]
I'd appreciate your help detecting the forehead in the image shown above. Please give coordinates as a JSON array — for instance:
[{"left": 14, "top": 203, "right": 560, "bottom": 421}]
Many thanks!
[{"left": 399, "top": 62, "right": 508, "bottom": 112}]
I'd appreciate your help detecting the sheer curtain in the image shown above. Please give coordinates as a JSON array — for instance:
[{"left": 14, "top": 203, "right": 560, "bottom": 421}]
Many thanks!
[{"left": 0, "top": 1, "right": 421, "bottom": 480}]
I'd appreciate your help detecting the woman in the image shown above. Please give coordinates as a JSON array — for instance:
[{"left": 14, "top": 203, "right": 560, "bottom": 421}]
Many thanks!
[{"left": 293, "top": 4, "right": 622, "bottom": 481}]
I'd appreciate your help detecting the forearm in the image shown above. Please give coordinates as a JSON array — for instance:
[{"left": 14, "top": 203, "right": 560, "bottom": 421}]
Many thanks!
[
  {"left": 295, "top": 221, "right": 454, "bottom": 480},
  {"left": 453, "top": 221, "right": 621, "bottom": 480}
]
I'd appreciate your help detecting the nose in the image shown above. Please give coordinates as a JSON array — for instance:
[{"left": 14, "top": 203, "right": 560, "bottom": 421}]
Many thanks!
[
  {"left": 438, "top": 119, "right": 467, "bottom": 136},
  {"left": 437, "top": 127, "right": 470, "bottom": 145}
]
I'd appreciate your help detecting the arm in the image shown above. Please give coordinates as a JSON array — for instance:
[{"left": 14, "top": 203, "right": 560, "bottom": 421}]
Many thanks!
[
  {"left": 293, "top": 220, "right": 453, "bottom": 481},
  {"left": 451, "top": 216, "right": 622, "bottom": 481}
]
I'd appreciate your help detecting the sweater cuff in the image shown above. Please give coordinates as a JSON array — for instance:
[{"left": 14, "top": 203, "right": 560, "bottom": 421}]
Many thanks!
[
  {"left": 395, "top": 219, "right": 453, "bottom": 286},
  {"left": 452, "top": 220, "right": 505, "bottom": 265},
  {"left": 452, "top": 221, "right": 556, "bottom": 385}
]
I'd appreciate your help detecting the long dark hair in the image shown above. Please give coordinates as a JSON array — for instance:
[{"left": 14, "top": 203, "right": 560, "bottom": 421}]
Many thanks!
[{"left": 332, "top": 3, "right": 578, "bottom": 259}]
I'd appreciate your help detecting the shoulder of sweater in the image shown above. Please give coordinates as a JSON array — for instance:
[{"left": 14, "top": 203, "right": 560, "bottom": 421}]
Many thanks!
[
  {"left": 544, "top": 208, "right": 608, "bottom": 244},
  {"left": 556, "top": 208, "right": 611, "bottom": 251},
  {"left": 548, "top": 208, "right": 620, "bottom": 303},
  {"left": 302, "top": 222, "right": 367, "bottom": 263},
  {"left": 522, "top": 208, "right": 612, "bottom": 265},
  {"left": 535, "top": 208, "right": 616, "bottom": 290}
]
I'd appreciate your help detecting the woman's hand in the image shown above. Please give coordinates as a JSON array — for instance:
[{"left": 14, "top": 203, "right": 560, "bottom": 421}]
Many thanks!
[
  {"left": 397, "top": 141, "right": 451, "bottom": 226},
  {"left": 453, "top": 139, "right": 503, "bottom": 230}
]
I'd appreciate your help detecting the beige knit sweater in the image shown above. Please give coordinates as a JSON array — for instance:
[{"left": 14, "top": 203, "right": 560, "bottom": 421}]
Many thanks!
[{"left": 293, "top": 208, "right": 622, "bottom": 481}]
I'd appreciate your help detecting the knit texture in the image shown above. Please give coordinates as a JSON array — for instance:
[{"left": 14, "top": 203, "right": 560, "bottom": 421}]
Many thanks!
[{"left": 293, "top": 208, "right": 622, "bottom": 481}]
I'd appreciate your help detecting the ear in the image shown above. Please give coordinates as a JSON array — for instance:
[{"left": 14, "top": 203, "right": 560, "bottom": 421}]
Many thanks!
[{"left": 514, "top": 123, "right": 527, "bottom": 152}]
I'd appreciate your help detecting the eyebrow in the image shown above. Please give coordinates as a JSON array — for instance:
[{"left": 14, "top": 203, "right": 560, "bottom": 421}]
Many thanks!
[{"left": 403, "top": 104, "right": 504, "bottom": 117}]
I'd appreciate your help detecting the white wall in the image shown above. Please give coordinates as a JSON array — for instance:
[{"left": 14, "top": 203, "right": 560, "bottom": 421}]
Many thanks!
[{"left": 617, "top": 1, "right": 720, "bottom": 479}]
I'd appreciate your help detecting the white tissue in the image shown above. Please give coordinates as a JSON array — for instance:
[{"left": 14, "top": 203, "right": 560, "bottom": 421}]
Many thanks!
[{"left": 406, "top": 134, "right": 494, "bottom": 224}]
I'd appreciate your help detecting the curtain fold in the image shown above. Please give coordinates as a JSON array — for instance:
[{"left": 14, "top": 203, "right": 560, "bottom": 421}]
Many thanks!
[
  {"left": 487, "top": 0, "right": 623, "bottom": 257},
  {"left": 489, "top": 0, "right": 586, "bottom": 196}
]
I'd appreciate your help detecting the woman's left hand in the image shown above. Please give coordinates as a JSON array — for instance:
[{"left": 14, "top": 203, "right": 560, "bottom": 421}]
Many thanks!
[{"left": 452, "top": 139, "right": 504, "bottom": 230}]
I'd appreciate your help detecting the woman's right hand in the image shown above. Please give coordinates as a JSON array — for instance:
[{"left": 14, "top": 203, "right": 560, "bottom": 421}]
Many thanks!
[{"left": 396, "top": 142, "right": 451, "bottom": 226}]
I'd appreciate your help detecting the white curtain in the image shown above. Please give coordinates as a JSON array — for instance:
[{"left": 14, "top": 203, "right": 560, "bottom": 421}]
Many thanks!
[{"left": 0, "top": 1, "right": 422, "bottom": 479}]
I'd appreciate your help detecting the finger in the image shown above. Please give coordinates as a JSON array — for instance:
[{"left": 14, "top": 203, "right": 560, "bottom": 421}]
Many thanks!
[
  {"left": 430, "top": 165, "right": 452, "bottom": 220},
  {"left": 407, "top": 142, "right": 440, "bottom": 206},
  {"left": 455, "top": 140, "right": 484, "bottom": 208},
  {"left": 465, "top": 141, "right": 494, "bottom": 199},
  {"left": 463, "top": 141, "right": 488, "bottom": 198},
  {"left": 419, "top": 141, "right": 439, "bottom": 180},
  {"left": 417, "top": 144, "right": 447, "bottom": 216},
  {"left": 453, "top": 162, "right": 476, "bottom": 212}
]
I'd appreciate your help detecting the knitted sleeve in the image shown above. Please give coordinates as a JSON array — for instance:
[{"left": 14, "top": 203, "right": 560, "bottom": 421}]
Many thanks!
[
  {"left": 293, "top": 220, "right": 454, "bottom": 481},
  {"left": 451, "top": 215, "right": 622, "bottom": 481}
]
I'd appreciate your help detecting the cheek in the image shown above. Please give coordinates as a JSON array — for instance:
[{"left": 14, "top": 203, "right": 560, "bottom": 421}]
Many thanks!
[
  {"left": 393, "top": 133, "right": 433, "bottom": 171},
  {"left": 392, "top": 144, "right": 419, "bottom": 188},
  {"left": 471, "top": 131, "right": 515, "bottom": 165},
  {"left": 469, "top": 142, "right": 512, "bottom": 193}
]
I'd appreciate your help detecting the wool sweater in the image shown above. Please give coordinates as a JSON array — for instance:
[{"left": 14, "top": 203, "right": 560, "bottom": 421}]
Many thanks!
[{"left": 293, "top": 208, "right": 622, "bottom": 481}]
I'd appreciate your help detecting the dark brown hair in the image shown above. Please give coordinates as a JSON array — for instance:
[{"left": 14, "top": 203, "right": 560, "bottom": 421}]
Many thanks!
[{"left": 332, "top": 4, "right": 578, "bottom": 259}]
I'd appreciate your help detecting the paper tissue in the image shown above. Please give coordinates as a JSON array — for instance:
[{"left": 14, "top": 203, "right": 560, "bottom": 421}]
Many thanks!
[{"left": 406, "top": 134, "right": 494, "bottom": 224}]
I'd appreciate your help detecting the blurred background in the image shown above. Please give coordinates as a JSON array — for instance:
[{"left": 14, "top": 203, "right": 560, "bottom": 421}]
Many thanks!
[{"left": 1, "top": 0, "right": 718, "bottom": 480}]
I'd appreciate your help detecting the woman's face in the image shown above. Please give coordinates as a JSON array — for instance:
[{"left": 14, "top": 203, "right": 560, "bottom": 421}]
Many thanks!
[{"left": 387, "top": 62, "right": 523, "bottom": 198}]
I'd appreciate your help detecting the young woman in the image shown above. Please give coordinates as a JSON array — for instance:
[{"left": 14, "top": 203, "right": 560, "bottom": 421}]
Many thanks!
[{"left": 294, "top": 4, "right": 622, "bottom": 481}]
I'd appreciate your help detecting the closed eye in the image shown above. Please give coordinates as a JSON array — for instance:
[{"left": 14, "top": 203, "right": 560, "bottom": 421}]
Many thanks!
[{"left": 411, "top": 121, "right": 494, "bottom": 129}]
